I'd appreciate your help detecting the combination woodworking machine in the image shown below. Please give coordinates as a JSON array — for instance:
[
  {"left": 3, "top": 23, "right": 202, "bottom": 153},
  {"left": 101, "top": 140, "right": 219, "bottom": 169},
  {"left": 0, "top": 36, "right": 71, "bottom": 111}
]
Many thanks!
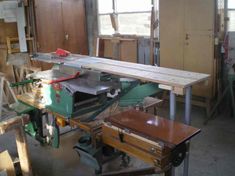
[{"left": 10, "top": 52, "right": 201, "bottom": 175}]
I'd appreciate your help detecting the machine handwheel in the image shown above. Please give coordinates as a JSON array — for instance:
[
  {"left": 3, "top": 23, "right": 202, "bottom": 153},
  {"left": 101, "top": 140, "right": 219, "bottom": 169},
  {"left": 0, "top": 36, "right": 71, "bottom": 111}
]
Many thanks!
[{"left": 171, "top": 143, "right": 187, "bottom": 167}]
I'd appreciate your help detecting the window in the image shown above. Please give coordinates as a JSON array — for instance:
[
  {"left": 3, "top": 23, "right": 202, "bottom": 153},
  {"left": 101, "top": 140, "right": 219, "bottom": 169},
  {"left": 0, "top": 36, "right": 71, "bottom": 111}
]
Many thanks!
[
  {"left": 228, "top": 0, "right": 235, "bottom": 9},
  {"left": 97, "top": 0, "right": 153, "bottom": 36},
  {"left": 228, "top": 0, "right": 235, "bottom": 31}
]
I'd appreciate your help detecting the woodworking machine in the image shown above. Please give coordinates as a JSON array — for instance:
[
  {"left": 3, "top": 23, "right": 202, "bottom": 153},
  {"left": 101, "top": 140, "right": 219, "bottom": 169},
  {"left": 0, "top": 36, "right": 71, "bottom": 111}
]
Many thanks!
[
  {"left": 12, "top": 54, "right": 160, "bottom": 148},
  {"left": 11, "top": 52, "right": 201, "bottom": 175}
]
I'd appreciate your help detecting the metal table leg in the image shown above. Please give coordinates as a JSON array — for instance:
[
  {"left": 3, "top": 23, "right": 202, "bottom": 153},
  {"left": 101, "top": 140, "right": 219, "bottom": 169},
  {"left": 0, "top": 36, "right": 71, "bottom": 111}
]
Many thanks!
[
  {"left": 185, "top": 86, "right": 192, "bottom": 125},
  {"left": 170, "top": 91, "right": 176, "bottom": 120},
  {"left": 229, "top": 78, "right": 235, "bottom": 118},
  {"left": 169, "top": 90, "right": 176, "bottom": 176},
  {"left": 184, "top": 86, "right": 192, "bottom": 176}
]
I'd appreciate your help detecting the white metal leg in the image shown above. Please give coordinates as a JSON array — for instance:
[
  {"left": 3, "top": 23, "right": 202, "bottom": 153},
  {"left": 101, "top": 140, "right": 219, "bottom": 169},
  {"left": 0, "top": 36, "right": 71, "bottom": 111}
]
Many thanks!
[
  {"left": 169, "top": 90, "right": 176, "bottom": 176},
  {"left": 183, "top": 86, "right": 192, "bottom": 176}
]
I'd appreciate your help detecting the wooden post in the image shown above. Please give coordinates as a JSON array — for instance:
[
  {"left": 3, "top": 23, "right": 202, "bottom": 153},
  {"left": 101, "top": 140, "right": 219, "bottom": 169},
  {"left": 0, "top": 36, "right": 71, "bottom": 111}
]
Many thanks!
[
  {"left": 149, "top": 1, "right": 155, "bottom": 65},
  {"left": 15, "top": 127, "right": 33, "bottom": 176},
  {"left": 0, "top": 76, "right": 4, "bottom": 118}
]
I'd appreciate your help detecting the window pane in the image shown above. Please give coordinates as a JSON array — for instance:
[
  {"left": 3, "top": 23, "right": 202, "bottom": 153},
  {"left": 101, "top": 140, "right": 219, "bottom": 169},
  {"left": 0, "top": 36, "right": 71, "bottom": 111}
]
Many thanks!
[
  {"left": 228, "top": 11, "right": 235, "bottom": 31},
  {"left": 98, "top": 0, "right": 113, "bottom": 13},
  {"left": 228, "top": 0, "right": 235, "bottom": 9},
  {"left": 117, "top": 0, "right": 152, "bottom": 12},
  {"left": 119, "top": 13, "right": 151, "bottom": 36},
  {"left": 99, "top": 15, "right": 114, "bottom": 35}
]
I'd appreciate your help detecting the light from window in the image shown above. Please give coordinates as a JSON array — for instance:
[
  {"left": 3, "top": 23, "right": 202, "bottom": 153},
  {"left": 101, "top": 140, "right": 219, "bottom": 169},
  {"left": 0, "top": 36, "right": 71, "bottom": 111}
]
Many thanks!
[
  {"left": 228, "top": 0, "right": 235, "bottom": 9},
  {"left": 98, "top": 0, "right": 113, "bottom": 13},
  {"left": 228, "top": 11, "right": 235, "bottom": 31},
  {"left": 119, "top": 13, "right": 151, "bottom": 35},
  {"left": 116, "top": 0, "right": 152, "bottom": 12},
  {"left": 99, "top": 15, "right": 114, "bottom": 35}
]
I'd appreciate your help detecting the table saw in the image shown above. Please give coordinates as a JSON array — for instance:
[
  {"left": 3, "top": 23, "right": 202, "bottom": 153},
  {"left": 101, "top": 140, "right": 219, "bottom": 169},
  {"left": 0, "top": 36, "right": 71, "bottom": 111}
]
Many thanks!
[{"left": 14, "top": 60, "right": 160, "bottom": 148}]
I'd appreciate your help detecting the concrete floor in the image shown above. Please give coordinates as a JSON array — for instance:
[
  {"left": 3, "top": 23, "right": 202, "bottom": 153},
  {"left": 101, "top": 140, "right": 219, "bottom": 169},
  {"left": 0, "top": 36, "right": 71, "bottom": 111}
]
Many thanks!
[{"left": 1, "top": 104, "right": 235, "bottom": 176}]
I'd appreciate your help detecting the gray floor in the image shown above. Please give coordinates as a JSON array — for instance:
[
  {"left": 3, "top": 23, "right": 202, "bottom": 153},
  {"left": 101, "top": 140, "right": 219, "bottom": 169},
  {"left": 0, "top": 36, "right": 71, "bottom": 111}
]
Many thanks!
[{"left": 1, "top": 104, "right": 235, "bottom": 176}]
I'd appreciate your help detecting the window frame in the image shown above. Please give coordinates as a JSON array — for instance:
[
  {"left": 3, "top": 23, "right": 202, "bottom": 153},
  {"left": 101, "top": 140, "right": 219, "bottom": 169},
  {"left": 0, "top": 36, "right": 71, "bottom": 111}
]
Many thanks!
[{"left": 97, "top": 0, "right": 153, "bottom": 37}]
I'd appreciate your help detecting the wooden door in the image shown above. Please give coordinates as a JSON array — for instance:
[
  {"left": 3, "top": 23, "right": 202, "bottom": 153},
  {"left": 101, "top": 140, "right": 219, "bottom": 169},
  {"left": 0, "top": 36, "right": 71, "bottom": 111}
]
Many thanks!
[
  {"left": 159, "top": 0, "right": 185, "bottom": 69},
  {"left": 183, "top": 0, "right": 215, "bottom": 98},
  {"left": 159, "top": 0, "right": 215, "bottom": 98},
  {"left": 34, "top": 0, "right": 65, "bottom": 52},
  {"left": 62, "top": 0, "right": 88, "bottom": 54},
  {"left": 34, "top": 0, "right": 88, "bottom": 53}
]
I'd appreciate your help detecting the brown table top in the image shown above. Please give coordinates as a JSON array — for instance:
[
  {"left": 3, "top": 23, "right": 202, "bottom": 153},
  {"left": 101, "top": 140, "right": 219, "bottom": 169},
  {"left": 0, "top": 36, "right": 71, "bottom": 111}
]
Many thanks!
[{"left": 105, "top": 110, "right": 201, "bottom": 147}]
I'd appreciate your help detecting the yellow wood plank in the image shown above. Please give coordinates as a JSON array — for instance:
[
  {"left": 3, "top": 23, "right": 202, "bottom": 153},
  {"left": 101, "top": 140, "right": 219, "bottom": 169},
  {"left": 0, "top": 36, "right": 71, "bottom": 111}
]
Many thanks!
[{"left": 17, "top": 93, "right": 45, "bottom": 110}]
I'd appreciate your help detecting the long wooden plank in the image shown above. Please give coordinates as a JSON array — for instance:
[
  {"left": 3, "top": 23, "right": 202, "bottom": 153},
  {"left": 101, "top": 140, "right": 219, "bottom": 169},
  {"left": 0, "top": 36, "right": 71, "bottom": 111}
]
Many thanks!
[
  {"left": 82, "top": 63, "right": 194, "bottom": 88},
  {"left": 34, "top": 53, "right": 210, "bottom": 89},
  {"left": 86, "top": 57, "right": 209, "bottom": 81},
  {"left": 64, "top": 56, "right": 209, "bottom": 87},
  {"left": 65, "top": 55, "right": 208, "bottom": 80}
]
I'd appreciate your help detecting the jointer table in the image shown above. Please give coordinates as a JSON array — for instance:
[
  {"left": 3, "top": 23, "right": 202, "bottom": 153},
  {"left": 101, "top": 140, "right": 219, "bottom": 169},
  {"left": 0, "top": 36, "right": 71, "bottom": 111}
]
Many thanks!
[{"left": 32, "top": 53, "right": 210, "bottom": 176}]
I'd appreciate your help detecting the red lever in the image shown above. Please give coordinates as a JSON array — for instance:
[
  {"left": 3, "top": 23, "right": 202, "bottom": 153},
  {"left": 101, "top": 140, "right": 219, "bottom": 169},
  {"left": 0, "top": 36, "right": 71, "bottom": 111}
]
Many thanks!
[{"left": 55, "top": 48, "right": 70, "bottom": 57}]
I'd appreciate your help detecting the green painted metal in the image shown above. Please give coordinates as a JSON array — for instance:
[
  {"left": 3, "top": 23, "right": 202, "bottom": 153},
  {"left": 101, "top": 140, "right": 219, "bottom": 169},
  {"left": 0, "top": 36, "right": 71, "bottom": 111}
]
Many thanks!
[
  {"left": 10, "top": 79, "right": 39, "bottom": 87},
  {"left": 43, "top": 83, "right": 74, "bottom": 117},
  {"left": 11, "top": 102, "right": 40, "bottom": 141},
  {"left": 24, "top": 122, "right": 37, "bottom": 137},
  {"left": 119, "top": 83, "right": 161, "bottom": 107}
]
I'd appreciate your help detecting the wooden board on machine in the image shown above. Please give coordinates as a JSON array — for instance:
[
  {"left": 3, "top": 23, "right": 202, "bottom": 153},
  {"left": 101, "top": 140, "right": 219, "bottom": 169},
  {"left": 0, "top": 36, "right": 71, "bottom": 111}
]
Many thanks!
[
  {"left": 102, "top": 110, "right": 201, "bottom": 169},
  {"left": 33, "top": 53, "right": 210, "bottom": 95},
  {"left": 77, "top": 56, "right": 209, "bottom": 93}
]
